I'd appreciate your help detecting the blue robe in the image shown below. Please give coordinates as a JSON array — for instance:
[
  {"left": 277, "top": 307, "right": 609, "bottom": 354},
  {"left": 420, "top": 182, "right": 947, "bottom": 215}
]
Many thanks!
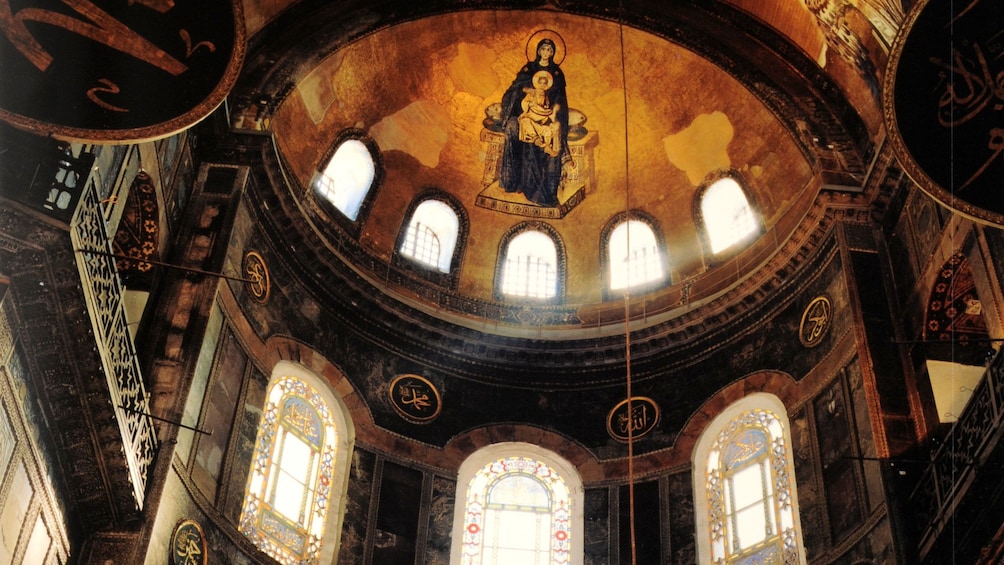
[{"left": 498, "top": 59, "right": 570, "bottom": 207}]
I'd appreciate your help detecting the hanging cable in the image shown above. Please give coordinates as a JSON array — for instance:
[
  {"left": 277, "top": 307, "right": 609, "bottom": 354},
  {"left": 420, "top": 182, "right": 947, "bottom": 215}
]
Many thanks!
[{"left": 617, "top": 5, "right": 638, "bottom": 564}]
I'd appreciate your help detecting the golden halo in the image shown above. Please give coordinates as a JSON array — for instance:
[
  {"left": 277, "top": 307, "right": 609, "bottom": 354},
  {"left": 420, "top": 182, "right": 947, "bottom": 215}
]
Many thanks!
[
  {"left": 525, "top": 29, "right": 566, "bottom": 65},
  {"left": 531, "top": 70, "right": 554, "bottom": 90}
]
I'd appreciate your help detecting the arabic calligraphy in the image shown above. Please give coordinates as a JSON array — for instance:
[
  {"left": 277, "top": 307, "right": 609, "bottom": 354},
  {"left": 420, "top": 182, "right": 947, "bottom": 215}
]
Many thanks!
[
  {"left": 961, "top": 127, "right": 1004, "bottom": 190},
  {"left": 930, "top": 37, "right": 1004, "bottom": 191},
  {"left": 260, "top": 510, "right": 307, "bottom": 552},
  {"left": 181, "top": 29, "right": 216, "bottom": 58},
  {"left": 86, "top": 78, "right": 127, "bottom": 112},
  {"left": 243, "top": 251, "right": 271, "bottom": 303},
  {"left": 932, "top": 43, "right": 1004, "bottom": 129},
  {"left": 799, "top": 295, "right": 831, "bottom": 347},
  {"left": 0, "top": 0, "right": 189, "bottom": 75},
  {"left": 399, "top": 385, "right": 432, "bottom": 410},
  {"left": 170, "top": 520, "right": 206, "bottom": 565},
  {"left": 281, "top": 397, "right": 322, "bottom": 446},
  {"left": 722, "top": 428, "right": 768, "bottom": 469},
  {"left": 606, "top": 397, "right": 660, "bottom": 442},
  {"left": 619, "top": 405, "right": 648, "bottom": 435},
  {"left": 887, "top": 0, "right": 1004, "bottom": 227},
  {"left": 389, "top": 375, "right": 441, "bottom": 423},
  {"left": 0, "top": 0, "right": 242, "bottom": 141}
]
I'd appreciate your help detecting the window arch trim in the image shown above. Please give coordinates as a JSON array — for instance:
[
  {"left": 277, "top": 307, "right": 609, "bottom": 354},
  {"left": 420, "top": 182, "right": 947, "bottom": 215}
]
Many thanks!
[
  {"left": 494, "top": 221, "right": 567, "bottom": 303},
  {"left": 692, "top": 392, "right": 805, "bottom": 565},
  {"left": 599, "top": 210, "right": 670, "bottom": 299},
  {"left": 694, "top": 170, "right": 764, "bottom": 263},
  {"left": 451, "top": 442, "right": 585, "bottom": 565},
  {"left": 392, "top": 189, "right": 470, "bottom": 289},
  {"left": 312, "top": 128, "right": 384, "bottom": 236}
]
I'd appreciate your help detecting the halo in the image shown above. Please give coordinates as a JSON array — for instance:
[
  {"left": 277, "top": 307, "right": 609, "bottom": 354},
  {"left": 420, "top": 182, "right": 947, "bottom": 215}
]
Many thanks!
[
  {"left": 531, "top": 70, "right": 554, "bottom": 90},
  {"left": 525, "top": 29, "right": 566, "bottom": 65}
]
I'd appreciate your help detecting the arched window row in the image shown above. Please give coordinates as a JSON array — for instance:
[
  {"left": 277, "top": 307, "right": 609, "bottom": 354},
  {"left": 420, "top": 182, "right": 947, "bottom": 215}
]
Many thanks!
[
  {"left": 395, "top": 192, "right": 468, "bottom": 274},
  {"left": 599, "top": 211, "right": 668, "bottom": 297},
  {"left": 315, "top": 137, "right": 375, "bottom": 221},
  {"left": 608, "top": 220, "right": 663, "bottom": 290},
  {"left": 239, "top": 369, "right": 803, "bottom": 565},
  {"left": 312, "top": 131, "right": 383, "bottom": 235},
  {"left": 313, "top": 136, "right": 760, "bottom": 298}
]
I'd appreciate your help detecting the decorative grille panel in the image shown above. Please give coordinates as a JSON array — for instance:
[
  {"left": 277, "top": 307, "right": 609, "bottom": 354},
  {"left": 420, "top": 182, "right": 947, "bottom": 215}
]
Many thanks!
[{"left": 71, "top": 179, "right": 158, "bottom": 509}]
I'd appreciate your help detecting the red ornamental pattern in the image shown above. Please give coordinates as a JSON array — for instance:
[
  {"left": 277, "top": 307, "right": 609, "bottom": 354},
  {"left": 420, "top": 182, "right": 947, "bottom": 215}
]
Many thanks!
[{"left": 462, "top": 456, "right": 571, "bottom": 564}]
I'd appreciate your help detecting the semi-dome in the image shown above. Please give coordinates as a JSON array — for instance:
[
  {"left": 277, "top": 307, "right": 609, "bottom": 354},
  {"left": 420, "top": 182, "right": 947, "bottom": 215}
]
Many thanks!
[
  {"left": 240, "top": 3, "right": 871, "bottom": 343},
  {"left": 8, "top": 1, "right": 997, "bottom": 564}
]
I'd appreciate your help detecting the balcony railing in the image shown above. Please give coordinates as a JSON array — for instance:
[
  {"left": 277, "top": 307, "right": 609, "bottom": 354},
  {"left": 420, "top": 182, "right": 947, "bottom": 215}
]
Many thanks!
[
  {"left": 70, "top": 175, "right": 158, "bottom": 510},
  {"left": 909, "top": 347, "right": 1004, "bottom": 557}
]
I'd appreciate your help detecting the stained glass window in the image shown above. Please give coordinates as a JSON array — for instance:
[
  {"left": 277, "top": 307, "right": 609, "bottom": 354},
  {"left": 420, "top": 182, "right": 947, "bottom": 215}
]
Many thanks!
[
  {"left": 501, "top": 230, "right": 558, "bottom": 299},
  {"left": 695, "top": 395, "right": 805, "bottom": 565},
  {"left": 453, "top": 445, "right": 583, "bottom": 565},
  {"left": 401, "top": 199, "right": 459, "bottom": 272},
  {"left": 701, "top": 177, "right": 758, "bottom": 254},
  {"left": 240, "top": 375, "right": 339, "bottom": 565},
  {"left": 315, "top": 138, "right": 375, "bottom": 221},
  {"left": 608, "top": 219, "right": 664, "bottom": 291}
]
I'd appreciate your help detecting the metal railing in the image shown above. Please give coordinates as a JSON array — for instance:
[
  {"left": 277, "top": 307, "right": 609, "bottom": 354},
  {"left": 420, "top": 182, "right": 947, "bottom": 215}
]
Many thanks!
[
  {"left": 910, "top": 347, "right": 1004, "bottom": 557},
  {"left": 70, "top": 176, "right": 158, "bottom": 510}
]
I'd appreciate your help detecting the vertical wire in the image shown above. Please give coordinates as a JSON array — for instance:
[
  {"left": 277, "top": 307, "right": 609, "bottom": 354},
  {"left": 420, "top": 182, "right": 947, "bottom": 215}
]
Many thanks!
[
  {"left": 616, "top": 8, "right": 638, "bottom": 565},
  {"left": 947, "top": 5, "right": 957, "bottom": 560}
]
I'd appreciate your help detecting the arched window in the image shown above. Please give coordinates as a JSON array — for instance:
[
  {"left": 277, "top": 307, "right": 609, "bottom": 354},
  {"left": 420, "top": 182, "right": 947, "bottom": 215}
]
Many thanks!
[
  {"left": 240, "top": 362, "right": 354, "bottom": 565},
  {"left": 607, "top": 218, "right": 665, "bottom": 291},
  {"left": 701, "top": 176, "right": 759, "bottom": 254},
  {"left": 314, "top": 137, "right": 376, "bottom": 221},
  {"left": 451, "top": 443, "right": 584, "bottom": 565},
  {"left": 693, "top": 393, "right": 805, "bottom": 565},
  {"left": 400, "top": 198, "right": 460, "bottom": 273},
  {"left": 500, "top": 229, "right": 560, "bottom": 299}
]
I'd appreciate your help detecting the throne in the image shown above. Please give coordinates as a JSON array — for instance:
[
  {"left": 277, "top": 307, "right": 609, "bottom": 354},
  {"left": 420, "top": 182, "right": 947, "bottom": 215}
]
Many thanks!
[{"left": 476, "top": 106, "right": 598, "bottom": 219}]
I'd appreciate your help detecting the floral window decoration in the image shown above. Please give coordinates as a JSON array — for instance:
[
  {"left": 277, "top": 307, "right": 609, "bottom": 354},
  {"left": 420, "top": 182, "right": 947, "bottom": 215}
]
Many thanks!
[
  {"left": 461, "top": 456, "right": 572, "bottom": 565},
  {"left": 240, "top": 375, "right": 338, "bottom": 565}
]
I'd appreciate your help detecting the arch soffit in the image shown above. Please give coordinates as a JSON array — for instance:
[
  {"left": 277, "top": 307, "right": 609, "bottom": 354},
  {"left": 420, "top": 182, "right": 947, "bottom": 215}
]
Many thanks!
[
  {"left": 678, "top": 370, "right": 800, "bottom": 463},
  {"left": 259, "top": 335, "right": 366, "bottom": 441}
]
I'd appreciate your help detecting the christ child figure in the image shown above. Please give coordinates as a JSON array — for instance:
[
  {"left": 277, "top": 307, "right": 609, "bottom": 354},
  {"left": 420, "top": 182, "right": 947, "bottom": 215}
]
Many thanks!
[{"left": 517, "top": 70, "right": 562, "bottom": 157}]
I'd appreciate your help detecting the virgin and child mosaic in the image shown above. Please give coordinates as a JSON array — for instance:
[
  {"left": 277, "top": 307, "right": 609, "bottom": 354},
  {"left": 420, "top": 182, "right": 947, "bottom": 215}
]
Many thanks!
[{"left": 478, "top": 30, "right": 595, "bottom": 218}]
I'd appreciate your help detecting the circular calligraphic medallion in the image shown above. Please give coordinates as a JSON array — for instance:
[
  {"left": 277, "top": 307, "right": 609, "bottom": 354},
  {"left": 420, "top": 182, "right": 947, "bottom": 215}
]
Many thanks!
[
  {"left": 606, "top": 396, "right": 660, "bottom": 442},
  {"left": 883, "top": 0, "right": 1004, "bottom": 227},
  {"left": 799, "top": 295, "right": 832, "bottom": 348},
  {"left": 242, "top": 250, "right": 270, "bottom": 304},
  {"left": 171, "top": 519, "right": 207, "bottom": 565},
  {"left": 389, "top": 374, "right": 442, "bottom": 423},
  {"left": 0, "top": 0, "right": 245, "bottom": 143}
]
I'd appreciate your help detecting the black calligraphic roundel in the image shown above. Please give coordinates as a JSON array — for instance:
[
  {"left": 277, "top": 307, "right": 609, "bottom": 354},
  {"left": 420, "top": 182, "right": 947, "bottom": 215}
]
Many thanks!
[
  {"left": 170, "top": 519, "right": 207, "bottom": 565},
  {"left": 885, "top": 0, "right": 1004, "bottom": 227},
  {"left": 606, "top": 396, "right": 660, "bottom": 442},
  {"left": 389, "top": 375, "right": 442, "bottom": 423},
  {"left": 0, "top": 0, "right": 245, "bottom": 143}
]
